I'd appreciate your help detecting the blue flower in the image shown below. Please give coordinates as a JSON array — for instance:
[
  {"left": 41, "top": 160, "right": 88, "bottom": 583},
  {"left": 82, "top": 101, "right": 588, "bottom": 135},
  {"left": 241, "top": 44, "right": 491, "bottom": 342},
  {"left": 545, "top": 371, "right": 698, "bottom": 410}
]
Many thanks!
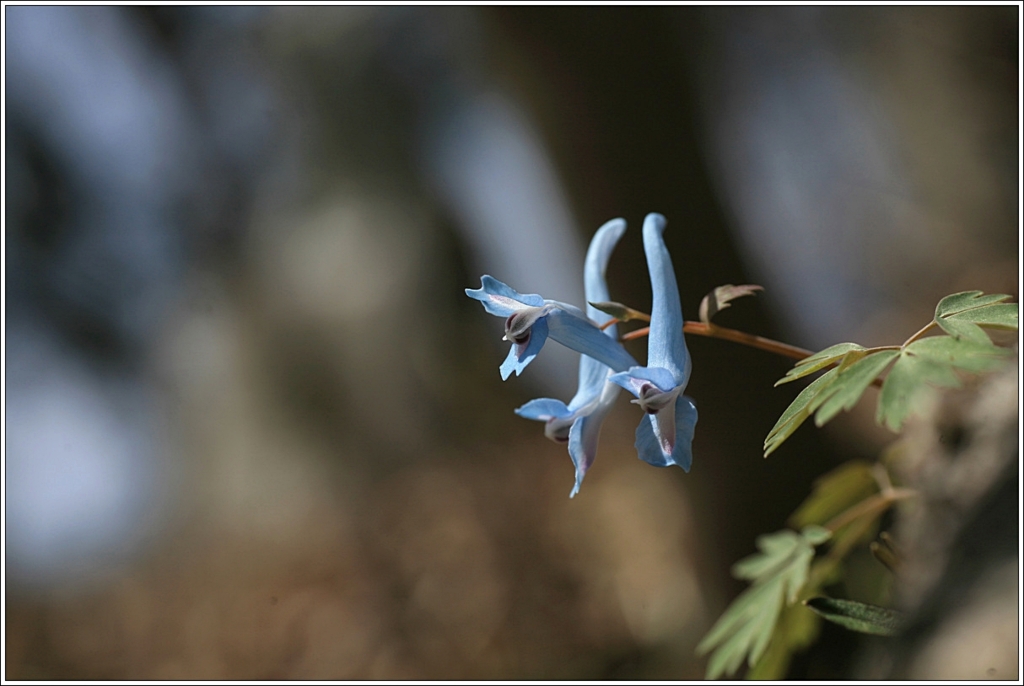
[
  {"left": 609, "top": 213, "right": 698, "bottom": 471},
  {"left": 514, "top": 218, "right": 628, "bottom": 496},
  {"left": 466, "top": 274, "right": 637, "bottom": 380}
]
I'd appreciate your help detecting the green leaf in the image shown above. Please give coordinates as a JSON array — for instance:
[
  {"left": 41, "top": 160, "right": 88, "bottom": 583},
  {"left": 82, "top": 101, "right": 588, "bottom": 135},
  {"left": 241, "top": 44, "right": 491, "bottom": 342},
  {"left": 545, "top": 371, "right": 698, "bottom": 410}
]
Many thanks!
[
  {"left": 776, "top": 343, "right": 865, "bottom": 385},
  {"left": 935, "top": 316, "right": 990, "bottom": 344},
  {"left": 935, "top": 290, "right": 1013, "bottom": 318},
  {"left": 935, "top": 291, "right": 1017, "bottom": 343},
  {"left": 800, "top": 525, "right": 833, "bottom": 546},
  {"left": 874, "top": 335, "right": 1010, "bottom": 432},
  {"left": 768, "top": 349, "right": 905, "bottom": 456},
  {"left": 949, "top": 302, "right": 1018, "bottom": 328},
  {"left": 698, "top": 528, "right": 829, "bottom": 679},
  {"left": 778, "top": 546, "right": 814, "bottom": 605},
  {"left": 745, "top": 602, "right": 820, "bottom": 680},
  {"left": 699, "top": 284, "right": 764, "bottom": 325},
  {"left": 764, "top": 368, "right": 841, "bottom": 457},
  {"left": 876, "top": 352, "right": 961, "bottom": 432},
  {"left": 906, "top": 335, "right": 1012, "bottom": 373},
  {"left": 938, "top": 302, "right": 1019, "bottom": 344},
  {"left": 789, "top": 461, "right": 879, "bottom": 529},
  {"left": 804, "top": 597, "right": 903, "bottom": 636},
  {"left": 700, "top": 580, "right": 784, "bottom": 679},
  {"left": 812, "top": 351, "right": 899, "bottom": 427},
  {"left": 732, "top": 531, "right": 802, "bottom": 580}
]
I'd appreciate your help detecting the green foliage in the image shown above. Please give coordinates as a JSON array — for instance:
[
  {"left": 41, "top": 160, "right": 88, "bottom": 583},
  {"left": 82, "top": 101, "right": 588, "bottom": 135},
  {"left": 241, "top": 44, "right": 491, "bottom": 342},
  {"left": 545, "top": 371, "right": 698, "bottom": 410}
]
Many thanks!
[
  {"left": 934, "top": 291, "right": 1018, "bottom": 344},
  {"left": 745, "top": 601, "right": 820, "bottom": 680},
  {"left": 775, "top": 342, "right": 866, "bottom": 385},
  {"left": 766, "top": 291, "right": 1016, "bottom": 454},
  {"left": 764, "top": 350, "right": 900, "bottom": 456},
  {"left": 763, "top": 369, "right": 839, "bottom": 457},
  {"left": 804, "top": 597, "right": 903, "bottom": 636},
  {"left": 788, "top": 461, "right": 879, "bottom": 529},
  {"left": 875, "top": 335, "right": 1011, "bottom": 430},
  {"left": 703, "top": 291, "right": 1015, "bottom": 678},
  {"left": 699, "top": 284, "right": 764, "bottom": 324},
  {"left": 698, "top": 462, "right": 911, "bottom": 678},
  {"left": 813, "top": 351, "right": 900, "bottom": 426},
  {"left": 697, "top": 527, "right": 830, "bottom": 679}
]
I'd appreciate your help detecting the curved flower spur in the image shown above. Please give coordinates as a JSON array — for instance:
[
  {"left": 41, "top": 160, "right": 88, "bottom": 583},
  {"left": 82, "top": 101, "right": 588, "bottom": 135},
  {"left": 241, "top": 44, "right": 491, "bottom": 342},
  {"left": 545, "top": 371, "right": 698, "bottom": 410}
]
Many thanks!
[
  {"left": 514, "top": 218, "right": 629, "bottom": 497},
  {"left": 609, "top": 213, "right": 698, "bottom": 471}
]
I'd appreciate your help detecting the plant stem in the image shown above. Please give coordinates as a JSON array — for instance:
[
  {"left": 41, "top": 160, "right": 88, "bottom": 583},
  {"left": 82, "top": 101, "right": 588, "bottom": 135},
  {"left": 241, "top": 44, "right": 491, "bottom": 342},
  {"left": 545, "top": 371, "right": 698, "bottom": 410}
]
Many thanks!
[
  {"left": 903, "top": 321, "right": 937, "bottom": 346},
  {"left": 622, "top": 322, "right": 814, "bottom": 361},
  {"left": 824, "top": 488, "right": 916, "bottom": 534},
  {"left": 807, "top": 486, "right": 917, "bottom": 587}
]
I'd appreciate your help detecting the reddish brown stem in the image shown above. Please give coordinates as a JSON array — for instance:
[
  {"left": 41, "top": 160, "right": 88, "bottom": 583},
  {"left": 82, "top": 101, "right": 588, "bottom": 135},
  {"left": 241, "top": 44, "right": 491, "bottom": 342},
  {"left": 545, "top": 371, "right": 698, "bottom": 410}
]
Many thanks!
[{"left": 622, "top": 322, "right": 813, "bottom": 361}]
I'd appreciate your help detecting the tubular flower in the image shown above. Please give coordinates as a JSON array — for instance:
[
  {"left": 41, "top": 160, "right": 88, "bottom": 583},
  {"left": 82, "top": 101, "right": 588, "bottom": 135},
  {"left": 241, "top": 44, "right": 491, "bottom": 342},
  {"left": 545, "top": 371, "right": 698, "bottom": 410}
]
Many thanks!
[
  {"left": 514, "top": 218, "right": 627, "bottom": 496},
  {"left": 466, "top": 276, "right": 637, "bottom": 380},
  {"left": 609, "top": 213, "right": 698, "bottom": 471}
]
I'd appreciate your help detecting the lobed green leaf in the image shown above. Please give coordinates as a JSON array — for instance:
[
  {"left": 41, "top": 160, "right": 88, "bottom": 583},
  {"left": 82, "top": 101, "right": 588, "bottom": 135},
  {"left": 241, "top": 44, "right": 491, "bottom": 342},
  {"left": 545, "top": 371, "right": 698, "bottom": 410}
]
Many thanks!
[
  {"left": 874, "top": 335, "right": 1010, "bottom": 432},
  {"left": 764, "top": 368, "right": 840, "bottom": 457},
  {"left": 935, "top": 291, "right": 1013, "bottom": 318},
  {"left": 745, "top": 602, "right": 820, "bottom": 680},
  {"left": 778, "top": 546, "right": 814, "bottom": 605},
  {"left": 804, "top": 597, "right": 903, "bottom": 636},
  {"left": 776, "top": 343, "right": 865, "bottom": 385},
  {"left": 812, "top": 351, "right": 899, "bottom": 427},
  {"left": 934, "top": 316, "right": 990, "bottom": 344},
  {"left": 934, "top": 291, "right": 1017, "bottom": 343},
  {"left": 699, "top": 579, "right": 783, "bottom": 679},
  {"left": 732, "top": 531, "right": 801, "bottom": 580},
  {"left": 876, "top": 352, "right": 961, "bottom": 432},
  {"left": 699, "top": 528, "right": 829, "bottom": 679},
  {"left": 800, "top": 525, "right": 832, "bottom": 546},
  {"left": 906, "top": 335, "right": 1012, "bottom": 373},
  {"left": 949, "top": 302, "right": 1018, "bottom": 328}
]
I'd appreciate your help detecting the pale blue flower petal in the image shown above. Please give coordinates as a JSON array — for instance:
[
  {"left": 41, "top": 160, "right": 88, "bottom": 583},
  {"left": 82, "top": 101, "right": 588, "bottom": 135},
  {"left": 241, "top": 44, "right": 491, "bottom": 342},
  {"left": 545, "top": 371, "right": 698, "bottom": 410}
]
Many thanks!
[
  {"left": 467, "top": 272, "right": 634, "bottom": 379},
  {"left": 465, "top": 275, "right": 545, "bottom": 317},
  {"left": 506, "top": 218, "right": 631, "bottom": 497},
  {"left": 642, "top": 213, "right": 691, "bottom": 386},
  {"left": 546, "top": 308, "right": 637, "bottom": 373},
  {"left": 568, "top": 380, "right": 619, "bottom": 497},
  {"left": 569, "top": 356, "right": 607, "bottom": 411},
  {"left": 608, "top": 365, "right": 679, "bottom": 397},
  {"left": 499, "top": 316, "right": 549, "bottom": 379},
  {"left": 514, "top": 397, "right": 571, "bottom": 421},
  {"left": 634, "top": 394, "right": 698, "bottom": 471}
]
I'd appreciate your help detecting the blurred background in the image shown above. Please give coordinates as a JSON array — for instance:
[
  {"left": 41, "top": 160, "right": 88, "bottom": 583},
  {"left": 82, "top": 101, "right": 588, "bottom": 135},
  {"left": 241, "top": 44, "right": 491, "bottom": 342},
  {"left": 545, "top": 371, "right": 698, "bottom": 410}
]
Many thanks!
[{"left": 4, "top": 6, "right": 1018, "bottom": 680}]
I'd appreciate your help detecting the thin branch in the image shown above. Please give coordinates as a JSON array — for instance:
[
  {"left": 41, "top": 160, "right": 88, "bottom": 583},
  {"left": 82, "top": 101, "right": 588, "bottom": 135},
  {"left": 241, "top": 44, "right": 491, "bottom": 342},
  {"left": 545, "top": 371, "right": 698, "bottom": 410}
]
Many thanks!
[
  {"left": 904, "top": 320, "right": 937, "bottom": 346},
  {"left": 804, "top": 487, "right": 918, "bottom": 587},
  {"left": 622, "top": 322, "right": 814, "bottom": 361},
  {"left": 824, "top": 488, "right": 916, "bottom": 534}
]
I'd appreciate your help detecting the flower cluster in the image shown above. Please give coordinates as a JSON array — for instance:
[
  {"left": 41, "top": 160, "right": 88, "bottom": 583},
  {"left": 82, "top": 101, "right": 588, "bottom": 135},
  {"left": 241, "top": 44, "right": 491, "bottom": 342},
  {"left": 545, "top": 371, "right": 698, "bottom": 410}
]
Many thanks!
[{"left": 466, "top": 213, "right": 697, "bottom": 497}]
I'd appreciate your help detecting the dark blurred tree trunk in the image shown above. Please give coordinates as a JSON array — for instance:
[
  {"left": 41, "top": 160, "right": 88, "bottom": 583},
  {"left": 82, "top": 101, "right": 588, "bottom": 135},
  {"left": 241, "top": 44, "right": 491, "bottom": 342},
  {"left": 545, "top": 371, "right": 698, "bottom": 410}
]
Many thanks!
[{"left": 860, "top": 356, "right": 1019, "bottom": 680}]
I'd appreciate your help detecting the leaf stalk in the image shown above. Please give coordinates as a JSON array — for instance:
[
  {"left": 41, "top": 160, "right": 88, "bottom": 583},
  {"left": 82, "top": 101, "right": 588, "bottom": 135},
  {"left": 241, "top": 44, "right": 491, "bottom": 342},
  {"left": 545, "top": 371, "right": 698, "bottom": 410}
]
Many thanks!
[{"left": 623, "top": 321, "right": 814, "bottom": 361}]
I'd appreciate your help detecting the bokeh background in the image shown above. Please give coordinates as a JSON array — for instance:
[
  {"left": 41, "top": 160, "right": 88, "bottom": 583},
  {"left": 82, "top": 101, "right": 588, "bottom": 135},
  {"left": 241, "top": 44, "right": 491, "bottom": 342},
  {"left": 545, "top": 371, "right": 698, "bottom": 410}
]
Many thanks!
[{"left": 4, "top": 5, "right": 1018, "bottom": 680}]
